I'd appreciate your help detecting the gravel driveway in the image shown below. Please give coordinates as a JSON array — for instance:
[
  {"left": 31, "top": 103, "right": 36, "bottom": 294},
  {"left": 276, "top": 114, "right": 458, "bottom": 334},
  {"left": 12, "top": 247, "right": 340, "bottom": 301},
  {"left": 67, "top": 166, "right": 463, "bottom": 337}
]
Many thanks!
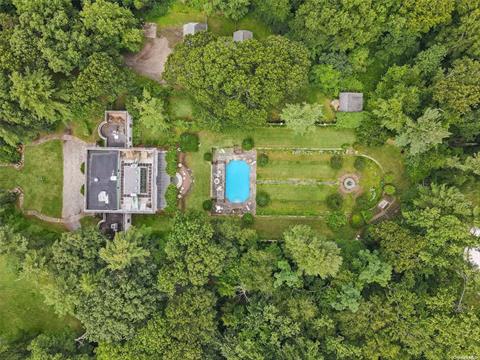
[{"left": 62, "top": 138, "right": 89, "bottom": 226}]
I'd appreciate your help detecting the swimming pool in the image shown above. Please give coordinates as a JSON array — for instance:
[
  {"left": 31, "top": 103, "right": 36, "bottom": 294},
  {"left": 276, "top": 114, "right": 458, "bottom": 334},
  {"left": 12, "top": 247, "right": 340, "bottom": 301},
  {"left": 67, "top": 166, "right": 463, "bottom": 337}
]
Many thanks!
[{"left": 225, "top": 160, "right": 250, "bottom": 203}]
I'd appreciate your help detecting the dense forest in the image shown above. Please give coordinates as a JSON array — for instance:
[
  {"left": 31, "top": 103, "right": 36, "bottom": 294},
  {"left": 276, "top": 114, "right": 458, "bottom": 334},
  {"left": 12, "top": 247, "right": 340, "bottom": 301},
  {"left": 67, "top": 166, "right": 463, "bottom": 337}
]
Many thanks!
[{"left": 0, "top": 0, "right": 479, "bottom": 359}]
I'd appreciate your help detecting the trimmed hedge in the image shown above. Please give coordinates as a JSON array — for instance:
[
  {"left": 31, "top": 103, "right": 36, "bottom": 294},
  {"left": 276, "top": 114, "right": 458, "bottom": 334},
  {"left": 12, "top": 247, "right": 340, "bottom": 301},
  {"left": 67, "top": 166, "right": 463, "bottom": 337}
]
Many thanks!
[
  {"left": 258, "top": 153, "right": 269, "bottom": 167},
  {"left": 326, "top": 193, "right": 343, "bottom": 210},
  {"left": 256, "top": 191, "right": 270, "bottom": 207},
  {"left": 350, "top": 213, "right": 365, "bottom": 228},
  {"left": 164, "top": 184, "right": 178, "bottom": 214},
  {"left": 179, "top": 132, "right": 199, "bottom": 152},
  {"left": 354, "top": 157, "right": 366, "bottom": 171},
  {"left": 384, "top": 184, "right": 396, "bottom": 195},
  {"left": 202, "top": 199, "right": 213, "bottom": 211},
  {"left": 242, "top": 137, "right": 254, "bottom": 150},
  {"left": 242, "top": 213, "right": 254, "bottom": 226},
  {"left": 330, "top": 154, "right": 343, "bottom": 170},
  {"left": 203, "top": 152, "right": 213, "bottom": 162},
  {"left": 166, "top": 150, "right": 178, "bottom": 176}
]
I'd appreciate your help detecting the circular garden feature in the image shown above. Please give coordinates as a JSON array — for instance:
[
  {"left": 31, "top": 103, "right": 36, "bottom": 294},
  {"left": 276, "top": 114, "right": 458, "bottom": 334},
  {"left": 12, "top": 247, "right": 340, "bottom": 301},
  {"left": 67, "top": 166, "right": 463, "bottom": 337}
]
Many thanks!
[{"left": 339, "top": 173, "right": 360, "bottom": 194}]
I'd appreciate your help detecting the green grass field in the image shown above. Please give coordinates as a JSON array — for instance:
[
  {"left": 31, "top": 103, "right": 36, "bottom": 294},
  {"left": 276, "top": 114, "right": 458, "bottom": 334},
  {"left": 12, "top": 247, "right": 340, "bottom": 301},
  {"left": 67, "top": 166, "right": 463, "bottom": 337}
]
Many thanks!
[
  {"left": 257, "top": 150, "right": 383, "bottom": 216},
  {"left": 184, "top": 127, "right": 357, "bottom": 211},
  {"left": 147, "top": 2, "right": 273, "bottom": 39},
  {"left": 0, "top": 141, "right": 63, "bottom": 218},
  {"left": 0, "top": 255, "right": 80, "bottom": 343}
]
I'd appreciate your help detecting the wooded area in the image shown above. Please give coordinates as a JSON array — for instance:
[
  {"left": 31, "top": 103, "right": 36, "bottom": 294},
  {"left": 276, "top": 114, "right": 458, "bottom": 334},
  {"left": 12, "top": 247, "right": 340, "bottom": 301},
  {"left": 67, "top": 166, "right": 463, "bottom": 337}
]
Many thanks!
[{"left": 0, "top": 0, "right": 479, "bottom": 359}]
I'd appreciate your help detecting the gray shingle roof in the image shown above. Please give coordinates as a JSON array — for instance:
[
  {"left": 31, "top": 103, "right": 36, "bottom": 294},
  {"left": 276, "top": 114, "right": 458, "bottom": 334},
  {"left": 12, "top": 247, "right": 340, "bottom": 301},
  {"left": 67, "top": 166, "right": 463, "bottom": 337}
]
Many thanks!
[
  {"left": 339, "top": 92, "right": 364, "bottom": 112},
  {"left": 183, "top": 22, "right": 207, "bottom": 37},
  {"left": 233, "top": 30, "right": 253, "bottom": 42}
]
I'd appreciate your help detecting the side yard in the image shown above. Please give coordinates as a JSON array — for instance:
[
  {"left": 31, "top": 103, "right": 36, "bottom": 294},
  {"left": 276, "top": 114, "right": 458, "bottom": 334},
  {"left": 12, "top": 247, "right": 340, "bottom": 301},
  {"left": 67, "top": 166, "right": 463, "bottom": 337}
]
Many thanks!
[{"left": 0, "top": 141, "right": 63, "bottom": 218}]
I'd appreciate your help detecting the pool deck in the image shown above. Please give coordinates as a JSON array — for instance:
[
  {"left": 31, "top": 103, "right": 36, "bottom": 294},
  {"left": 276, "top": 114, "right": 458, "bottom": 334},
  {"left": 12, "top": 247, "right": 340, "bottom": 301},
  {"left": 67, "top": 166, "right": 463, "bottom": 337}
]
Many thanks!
[{"left": 211, "top": 147, "right": 257, "bottom": 215}]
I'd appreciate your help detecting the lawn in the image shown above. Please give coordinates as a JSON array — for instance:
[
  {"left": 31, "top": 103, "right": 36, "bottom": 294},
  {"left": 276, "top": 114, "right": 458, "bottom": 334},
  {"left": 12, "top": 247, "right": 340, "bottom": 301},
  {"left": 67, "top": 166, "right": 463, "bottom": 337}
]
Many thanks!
[
  {"left": 0, "top": 141, "right": 63, "bottom": 218},
  {"left": 184, "top": 127, "right": 356, "bottom": 210},
  {"left": 0, "top": 255, "right": 80, "bottom": 343},
  {"left": 256, "top": 150, "right": 383, "bottom": 216},
  {"left": 147, "top": 1, "right": 273, "bottom": 39}
]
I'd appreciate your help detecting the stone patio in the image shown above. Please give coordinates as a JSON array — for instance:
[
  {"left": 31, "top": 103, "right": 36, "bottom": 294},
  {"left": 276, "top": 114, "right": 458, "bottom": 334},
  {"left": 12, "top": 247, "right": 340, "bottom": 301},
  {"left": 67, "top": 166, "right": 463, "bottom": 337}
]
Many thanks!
[{"left": 211, "top": 147, "right": 257, "bottom": 215}]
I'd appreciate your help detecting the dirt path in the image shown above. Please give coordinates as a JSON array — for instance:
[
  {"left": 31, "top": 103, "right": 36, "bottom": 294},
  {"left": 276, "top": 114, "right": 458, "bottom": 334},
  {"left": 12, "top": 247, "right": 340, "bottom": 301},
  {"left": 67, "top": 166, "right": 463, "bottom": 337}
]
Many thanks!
[{"left": 124, "top": 37, "right": 173, "bottom": 82}]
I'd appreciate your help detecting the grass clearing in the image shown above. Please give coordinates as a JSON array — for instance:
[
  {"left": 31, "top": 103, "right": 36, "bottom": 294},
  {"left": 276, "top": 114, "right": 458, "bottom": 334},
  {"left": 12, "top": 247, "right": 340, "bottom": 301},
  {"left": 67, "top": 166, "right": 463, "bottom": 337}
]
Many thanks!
[
  {"left": 0, "top": 141, "right": 63, "bottom": 218},
  {"left": 147, "top": 2, "right": 272, "bottom": 39},
  {"left": 0, "top": 255, "right": 80, "bottom": 343}
]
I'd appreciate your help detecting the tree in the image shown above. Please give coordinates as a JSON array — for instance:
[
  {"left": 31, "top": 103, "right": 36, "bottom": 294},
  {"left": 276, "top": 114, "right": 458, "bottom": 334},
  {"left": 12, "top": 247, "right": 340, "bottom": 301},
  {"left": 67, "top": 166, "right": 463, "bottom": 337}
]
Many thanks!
[
  {"left": 80, "top": 0, "right": 143, "bottom": 53},
  {"left": 157, "top": 211, "right": 228, "bottom": 295},
  {"left": 48, "top": 227, "right": 160, "bottom": 342},
  {"left": 395, "top": 108, "right": 450, "bottom": 155},
  {"left": 96, "top": 287, "right": 218, "bottom": 360},
  {"left": 283, "top": 225, "right": 342, "bottom": 278},
  {"left": 10, "top": 68, "right": 69, "bottom": 122},
  {"left": 252, "top": 0, "right": 290, "bottom": 29},
  {"left": 290, "top": 0, "right": 388, "bottom": 55},
  {"left": 164, "top": 33, "right": 310, "bottom": 127},
  {"left": 370, "top": 221, "right": 426, "bottom": 273},
  {"left": 27, "top": 330, "right": 92, "bottom": 360},
  {"left": 280, "top": 102, "right": 323, "bottom": 135},
  {"left": 309, "top": 64, "right": 341, "bottom": 97},
  {"left": 433, "top": 58, "right": 480, "bottom": 115},
  {"left": 352, "top": 250, "right": 392, "bottom": 287},
  {"left": 130, "top": 88, "right": 169, "bottom": 132},
  {"left": 99, "top": 230, "right": 150, "bottom": 271},
  {"left": 72, "top": 53, "right": 125, "bottom": 105},
  {"left": 12, "top": 0, "right": 86, "bottom": 74}
]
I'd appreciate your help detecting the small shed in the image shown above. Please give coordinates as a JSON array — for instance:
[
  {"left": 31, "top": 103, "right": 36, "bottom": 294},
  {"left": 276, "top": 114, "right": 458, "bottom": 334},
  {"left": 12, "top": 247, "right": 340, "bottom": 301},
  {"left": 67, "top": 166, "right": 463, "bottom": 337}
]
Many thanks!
[
  {"left": 339, "top": 92, "right": 363, "bottom": 112},
  {"left": 183, "top": 22, "right": 207, "bottom": 37},
  {"left": 233, "top": 30, "right": 253, "bottom": 42}
]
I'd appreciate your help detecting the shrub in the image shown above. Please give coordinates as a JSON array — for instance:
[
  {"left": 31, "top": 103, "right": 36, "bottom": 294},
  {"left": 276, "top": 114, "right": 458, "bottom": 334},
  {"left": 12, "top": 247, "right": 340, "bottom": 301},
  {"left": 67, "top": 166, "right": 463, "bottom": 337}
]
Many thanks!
[
  {"left": 326, "top": 193, "right": 343, "bottom": 210},
  {"left": 202, "top": 199, "right": 213, "bottom": 211},
  {"left": 330, "top": 155, "right": 343, "bottom": 169},
  {"left": 164, "top": 184, "right": 178, "bottom": 214},
  {"left": 384, "top": 173, "right": 395, "bottom": 183},
  {"left": 350, "top": 213, "right": 365, "bottom": 228},
  {"left": 203, "top": 152, "right": 213, "bottom": 162},
  {"left": 361, "top": 209, "right": 374, "bottom": 222},
  {"left": 80, "top": 162, "right": 85, "bottom": 174},
  {"left": 258, "top": 153, "right": 269, "bottom": 167},
  {"left": 355, "top": 193, "right": 371, "bottom": 210},
  {"left": 256, "top": 191, "right": 270, "bottom": 207},
  {"left": 166, "top": 150, "right": 178, "bottom": 176},
  {"left": 326, "top": 211, "right": 347, "bottom": 230},
  {"left": 179, "top": 132, "right": 199, "bottom": 152},
  {"left": 242, "top": 213, "right": 254, "bottom": 226},
  {"left": 384, "top": 184, "right": 396, "bottom": 195},
  {"left": 336, "top": 112, "right": 364, "bottom": 129},
  {"left": 242, "top": 137, "right": 254, "bottom": 150},
  {"left": 80, "top": 184, "right": 85, "bottom": 195},
  {"left": 354, "top": 157, "right": 366, "bottom": 171}
]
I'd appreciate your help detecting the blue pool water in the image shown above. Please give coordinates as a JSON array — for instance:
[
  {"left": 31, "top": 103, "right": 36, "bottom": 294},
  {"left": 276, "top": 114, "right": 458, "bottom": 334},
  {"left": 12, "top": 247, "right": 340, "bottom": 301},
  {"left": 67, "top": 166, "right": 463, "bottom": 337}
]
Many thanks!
[{"left": 226, "top": 160, "right": 250, "bottom": 203}]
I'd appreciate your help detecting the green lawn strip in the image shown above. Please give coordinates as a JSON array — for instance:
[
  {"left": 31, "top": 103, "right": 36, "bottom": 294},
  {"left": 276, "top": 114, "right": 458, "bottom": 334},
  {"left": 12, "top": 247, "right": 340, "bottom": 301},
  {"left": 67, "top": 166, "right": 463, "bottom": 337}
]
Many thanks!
[
  {"left": 147, "top": 1, "right": 272, "bottom": 39},
  {"left": 0, "top": 141, "right": 63, "bottom": 218},
  {"left": 258, "top": 151, "right": 340, "bottom": 180},
  {"left": 132, "top": 214, "right": 173, "bottom": 234},
  {"left": 0, "top": 255, "right": 81, "bottom": 343}
]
